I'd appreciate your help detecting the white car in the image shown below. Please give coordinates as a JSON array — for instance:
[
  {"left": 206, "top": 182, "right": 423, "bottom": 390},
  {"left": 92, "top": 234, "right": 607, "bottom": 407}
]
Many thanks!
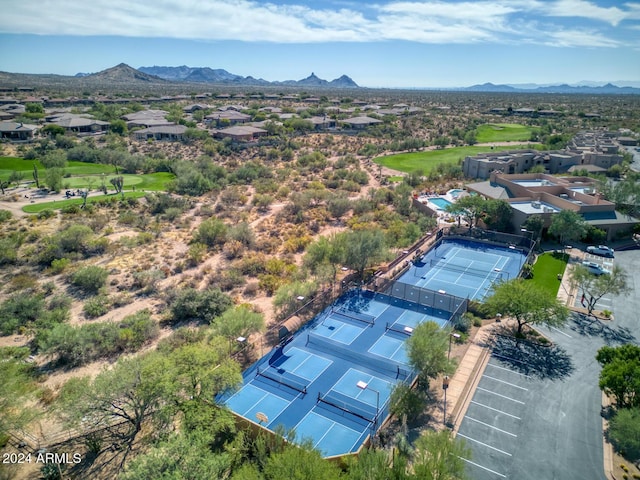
[
  {"left": 586, "top": 245, "right": 615, "bottom": 258},
  {"left": 581, "top": 261, "right": 610, "bottom": 276}
]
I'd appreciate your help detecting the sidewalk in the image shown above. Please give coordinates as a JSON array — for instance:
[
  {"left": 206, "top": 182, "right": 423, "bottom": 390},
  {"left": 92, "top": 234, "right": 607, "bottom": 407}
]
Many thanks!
[{"left": 444, "top": 321, "right": 500, "bottom": 432}]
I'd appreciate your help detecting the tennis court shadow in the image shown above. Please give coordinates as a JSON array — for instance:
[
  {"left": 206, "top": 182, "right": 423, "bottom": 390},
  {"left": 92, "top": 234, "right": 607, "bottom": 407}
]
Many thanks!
[
  {"left": 488, "top": 333, "right": 574, "bottom": 380},
  {"left": 341, "top": 293, "right": 374, "bottom": 314},
  {"left": 569, "top": 312, "right": 636, "bottom": 345}
]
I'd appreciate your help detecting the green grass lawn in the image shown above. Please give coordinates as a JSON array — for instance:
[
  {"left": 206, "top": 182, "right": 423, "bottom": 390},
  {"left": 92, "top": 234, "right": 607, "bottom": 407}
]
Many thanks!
[
  {"left": 22, "top": 191, "right": 148, "bottom": 213},
  {"left": 61, "top": 172, "right": 173, "bottom": 191},
  {"left": 475, "top": 123, "right": 537, "bottom": 143},
  {"left": 528, "top": 252, "right": 569, "bottom": 297},
  {"left": 0, "top": 156, "right": 173, "bottom": 191},
  {"left": 375, "top": 144, "right": 537, "bottom": 174}
]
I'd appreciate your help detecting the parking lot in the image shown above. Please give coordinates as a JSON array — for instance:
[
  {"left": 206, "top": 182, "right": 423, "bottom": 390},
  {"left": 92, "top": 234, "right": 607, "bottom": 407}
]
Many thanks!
[{"left": 457, "top": 353, "right": 535, "bottom": 479}]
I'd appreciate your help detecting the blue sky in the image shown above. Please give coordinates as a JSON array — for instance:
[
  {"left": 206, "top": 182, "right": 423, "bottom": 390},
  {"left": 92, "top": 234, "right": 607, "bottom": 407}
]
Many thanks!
[{"left": 0, "top": 0, "right": 639, "bottom": 88}]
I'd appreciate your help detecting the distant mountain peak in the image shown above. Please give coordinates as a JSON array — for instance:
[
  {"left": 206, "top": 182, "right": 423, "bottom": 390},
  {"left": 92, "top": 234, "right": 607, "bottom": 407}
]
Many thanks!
[
  {"left": 138, "top": 66, "right": 359, "bottom": 88},
  {"left": 87, "top": 63, "right": 165, "bottom": 83}
]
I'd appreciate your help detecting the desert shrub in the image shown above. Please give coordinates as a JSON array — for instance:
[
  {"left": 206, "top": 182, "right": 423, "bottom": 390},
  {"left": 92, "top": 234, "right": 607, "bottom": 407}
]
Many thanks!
[
  {"left": 167, "top": 287, "right": 232, "bottom": 324},
  {"left": 83, "top": 295, "right": 111, "bottom": 318},
  {"left": 0, "top": 293, "right": 45, "bottom": 335},
  {"left": 70, "top": 266, "right": 108, "bottom": 294},
  {"left": 194, "top": 218, "right": 227, "bottom": 247},
  {"left": 36, "top": 209, "right": 56, "bottom": 220},
  {"left": 258, "top": 274, "right": 282, "bottom": 296},
  {"left": 38, "top": 310, "right": 158, "bottom": 366},
  {"left": 0, "top": 210, "right": 13, "bottom": 222},
  {"left": 227, "top": 222, "right": 255, "bottom": 248},
  {"left": 0, "top": 237, "right": 19, "bottom": 265},
  {"left": 132, "top": 269, "right": 165, "bottom": 294},
  {"left": 49, "top": 257, "right": 71, "bottom": 274}
]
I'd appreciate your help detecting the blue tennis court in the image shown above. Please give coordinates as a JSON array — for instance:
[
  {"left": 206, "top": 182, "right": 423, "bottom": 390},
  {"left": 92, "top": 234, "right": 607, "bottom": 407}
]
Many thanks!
[
  {"left": 219, "top": 290, "right": 453, "bottom": 457},
  {"left": 399, "top": 238, "right": 525, "bottom": 300}
]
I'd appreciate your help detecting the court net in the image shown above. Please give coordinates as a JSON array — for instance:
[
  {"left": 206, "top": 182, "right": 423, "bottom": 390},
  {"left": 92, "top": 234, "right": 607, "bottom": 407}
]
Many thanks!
[
  {"left": 385, "top": 322, "right": 413, "bottom": 336},
  {"left": 256, "top": 366, "right": 308, "bottom": 394},
  {"left": 330, "top": 307, "right": 376, "bottom": 326},
  {"left": 429, "top": 258, "right": 506, "bottom": 279},
  {"left": 306, "top": 332, "right": 413, "bottom": 380},
  {"left": 317, "top": 391, "right": 377, "bottom": 424}
]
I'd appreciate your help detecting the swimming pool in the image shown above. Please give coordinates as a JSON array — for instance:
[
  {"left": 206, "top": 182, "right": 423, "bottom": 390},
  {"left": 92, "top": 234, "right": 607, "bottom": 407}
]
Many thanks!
[
  {"left": 429, "top": 197, "right": 453, "bottom": 209},
  {"left": 448, "top": 189, "right": 464, "bottom": 198}
]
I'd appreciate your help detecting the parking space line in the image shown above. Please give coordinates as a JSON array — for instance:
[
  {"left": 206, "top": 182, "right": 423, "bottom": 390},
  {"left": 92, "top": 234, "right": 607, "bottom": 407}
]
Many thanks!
[
  {"left": 457, "top": 433, "right": 513, "bottom": 456},
  {"left": 471, "top": 401, "right": 521, "bottom": 419},
  {"left": 464, "top": 416, "right": 518, "bottom": 437},
  {"left": 486, "top": 363, "right": 531, "bottom": 378},
  {"left": 550, "top": 326, "right": 573, "bottom": 338},
  {"left": 483, "top": 374, "right": 528, "bottom": 390},
  {"left": 459, "top": 457, "right": 507, "bottom": 478},
  {"left": 477, "top": 387, "right": 526, "bottom": 404}
]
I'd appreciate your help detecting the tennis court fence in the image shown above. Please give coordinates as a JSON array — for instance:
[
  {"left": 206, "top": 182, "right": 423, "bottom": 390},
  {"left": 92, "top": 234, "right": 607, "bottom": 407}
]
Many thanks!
[
  {"left": 306, "top": 332, "right": 413, "bottom": 380},
  {"left": 385, "top": 281, "right": 468, "bottom": 314}
]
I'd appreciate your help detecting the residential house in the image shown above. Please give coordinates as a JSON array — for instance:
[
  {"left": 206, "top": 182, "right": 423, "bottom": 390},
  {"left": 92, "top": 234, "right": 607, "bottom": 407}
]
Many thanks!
[
  {"left": 132, "top": 124, "right": 189, "bottom": 142},
  {"left": 0, "top": 122, "right": 37, "bottom": 141},
  {"left": 466, "top": 172, "right": 639, "bottom": 241},
  {"left": 213, "top": 126, "right": 268, "bottom": 142},
  {"left": 341, "top": 116, "right": 383, "bottom": 129}
]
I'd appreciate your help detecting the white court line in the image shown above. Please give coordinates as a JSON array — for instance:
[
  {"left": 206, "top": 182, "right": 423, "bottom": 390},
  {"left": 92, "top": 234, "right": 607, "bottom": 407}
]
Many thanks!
[
  {"left": 486, "top": 363, "right": 531, "bottom": 378},
  {"left": 550, "top": 326, "right": 573, "bottom": 338},
  {"left": 471, "top": 400, "right": 521, "bottom": 419},
  {"left": 457, "top": 433, "right": 512, "bottom": 456},
  {"left": 459, "top": 457, "right": 507, "bottom": 478},
  {"left": 477, "top": 387, "right": 526, "bottom": 404},
  {"left": 464, "top": 416, "right": 518, "bottom": 437},
  {"left": 483, "top": 374, "right": 529, "bottom": 391}
]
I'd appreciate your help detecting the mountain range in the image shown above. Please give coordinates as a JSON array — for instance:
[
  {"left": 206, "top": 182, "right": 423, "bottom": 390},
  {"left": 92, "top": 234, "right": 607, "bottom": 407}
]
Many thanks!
[
  {"left": 1, "top": 63, "right": 638, "bottom": 93},
  {"left": 137, "top": 65, "right": 359, "bottom": 88},
  {"left": 461, "top": 82, "right": 640, "bottom": 95}
]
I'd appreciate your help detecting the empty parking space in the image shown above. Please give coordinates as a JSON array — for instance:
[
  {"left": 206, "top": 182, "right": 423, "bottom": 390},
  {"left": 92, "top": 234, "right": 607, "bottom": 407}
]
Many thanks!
[{"left": 457, "top": 359, "right": 536, "bottom": 479}]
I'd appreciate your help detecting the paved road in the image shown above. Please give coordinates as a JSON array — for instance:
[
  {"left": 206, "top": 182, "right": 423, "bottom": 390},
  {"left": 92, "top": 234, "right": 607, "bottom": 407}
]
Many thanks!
[{"left": 460, "top": 249, "right": 639, "bottom": 479}]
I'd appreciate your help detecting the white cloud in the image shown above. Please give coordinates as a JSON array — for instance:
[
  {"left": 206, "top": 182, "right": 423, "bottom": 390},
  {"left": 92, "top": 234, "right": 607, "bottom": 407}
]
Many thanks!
[
  {"left": 0, "top": 0, "right": 631, "bottom": 48},
  {"left": 543, "top": 28, "right": 622, "bottom": 48},
  {"left": 541, "top": 0, "right": 633, "bottom": 26}
]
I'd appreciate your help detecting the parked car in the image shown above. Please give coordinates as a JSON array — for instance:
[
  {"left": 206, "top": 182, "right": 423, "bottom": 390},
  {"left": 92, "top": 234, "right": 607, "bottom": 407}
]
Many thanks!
[
  {"left": 586, "top": 245, "right": 615, "bottom": 258},
  {"left": 581, "top": 261, "right": 610, "bottom": 275}
]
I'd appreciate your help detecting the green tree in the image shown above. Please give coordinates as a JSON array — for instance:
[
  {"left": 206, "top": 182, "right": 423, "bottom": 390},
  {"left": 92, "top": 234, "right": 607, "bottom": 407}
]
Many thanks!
[
  {"left": 32, "top": 164, "right": 40, "bottom": 188},
  {"left": 569, "top": 265, "right": 630, "bottom": 317},
  {"left": 168, "top": 339, "right": 242, "bottom": 401},
  {"left": 304, "top": 235, "right": 346, "bottom": 283},
  {"left": 411, "top": 430, "right": 471, "bottom": 480},
  {"left": 262, "top": 443, "right": 343, "bottom": 480},
  {"left": 210, "top": 305, "right": 265, "bottom": 344},
  {"left": 121, "top": 430, "right": 234, "bottom": 480},
  {"left": 406, "top": 321, "right": 455, "bottom": 386},
  {"left": 44, "top": 167, "right": 64, "bottom": 192},
  {"left": 341, "top": 229, "right": 388, "bottom": 280},
  {"left": 110, "top": 119, "right": 128, "bottom": 136},
  {"left": 445, "top": 195, "right": 486, "bottom": 229},
  {"left": 272, "top": 281, "right": 318, "bottom": 319},
  {"left": 521, "top": 214, "right": 544, "bottom": 245},
  {"left": 596, "top": 344, "right": 640, "bottom": 409},
  {"left": 483, "top": 199, "right": 513, "bottom": 232},
  {"left": 608, "top": 407, "right": 640, "bottom": 462},
  {"left": 483, "top": 279, "right": 569, "bottom": 336},
  {"left": 41, "top": 150, "right": 68, "bottom": 169},
  {"left": 389, "top": 382, "right": 427, "bottom": 425},
  {"left": 58, "top": 352, "right": 177, "bottom": 452},
  {"left": 548, "top": 209, "right": 587, "bottom": 246}
]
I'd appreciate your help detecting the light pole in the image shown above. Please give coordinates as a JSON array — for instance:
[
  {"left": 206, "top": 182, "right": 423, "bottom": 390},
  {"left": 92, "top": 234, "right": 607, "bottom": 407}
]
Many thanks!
[
  {"left": 521, "top": 228, "right": 534, "bottom": 249},
  {"left": 357, "top": 380, "right": 380, "bottom": 428},
  {"left": 442, "top": 375, "right": 450, "bottom": 427},
  {"left": 448, "top": 332, "right": 461, "bottom": 360}
]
